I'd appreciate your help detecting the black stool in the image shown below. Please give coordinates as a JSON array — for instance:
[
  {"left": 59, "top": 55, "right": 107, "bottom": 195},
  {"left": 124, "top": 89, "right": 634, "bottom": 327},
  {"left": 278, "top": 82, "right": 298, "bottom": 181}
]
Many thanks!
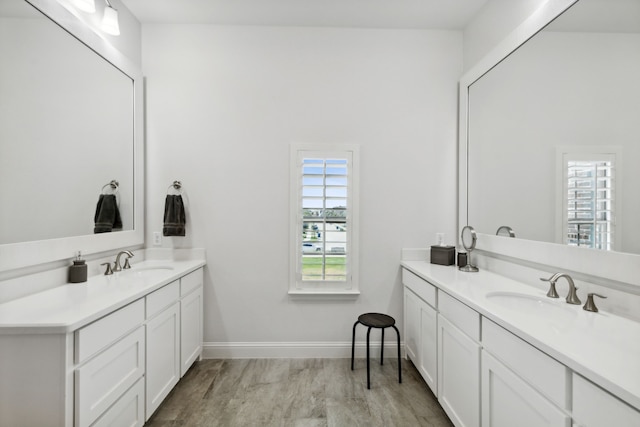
[{"left": 351, "top": 312, "right": 401, "bottom": 389}]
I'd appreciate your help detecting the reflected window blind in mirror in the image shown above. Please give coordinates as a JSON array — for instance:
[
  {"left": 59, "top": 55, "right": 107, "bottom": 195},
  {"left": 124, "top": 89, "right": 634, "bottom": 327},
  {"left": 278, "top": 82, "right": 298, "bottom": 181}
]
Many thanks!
[{"left": 564, "top": 156, "right": 615, "bottom": 250}]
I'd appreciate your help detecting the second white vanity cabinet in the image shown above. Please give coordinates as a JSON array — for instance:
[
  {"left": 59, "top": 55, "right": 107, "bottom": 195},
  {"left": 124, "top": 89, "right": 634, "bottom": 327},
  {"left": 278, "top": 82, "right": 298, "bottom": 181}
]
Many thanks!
[
  {"left": 0, "top": 260, "right": 205, "bottom": 427},
  {"left": 401, "top": 262, "right": 640, "bottom": 427},
  {"left": 437, "top": 292, "right": 481, "bottom": 427},
  {"left": 402, "top": 269, "right": 438, "bottom": 395}
]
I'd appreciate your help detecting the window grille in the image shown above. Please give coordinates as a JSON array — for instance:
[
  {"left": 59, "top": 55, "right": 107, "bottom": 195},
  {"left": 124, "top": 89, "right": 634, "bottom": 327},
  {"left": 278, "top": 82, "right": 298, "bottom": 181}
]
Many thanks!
[{"left": 290, "top": 145, "right": 359, "bottom": 294}]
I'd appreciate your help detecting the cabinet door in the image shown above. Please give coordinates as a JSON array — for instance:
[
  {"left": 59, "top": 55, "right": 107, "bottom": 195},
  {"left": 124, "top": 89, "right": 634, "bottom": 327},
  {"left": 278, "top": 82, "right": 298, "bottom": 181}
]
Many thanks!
[
  {"left": 180, "top": 286, "right": 203, "bottom": 377},
  {"left": 572, "top": 374, "right": 640, "bottom": 427},
  {"left": 438, "top": 314, "right": 480, "bottom": 427},
  {"left": 404, "top": 288, "right": 420, "bottom": 363},
  {"left": 482, "top": 351, "right": 570, "bottom": 427},
  {"left": 419, "top": 300, "right": 437, "bottom": 396},
  {"left": 146, "top": 302, "right": 180, "bottom": 420}
]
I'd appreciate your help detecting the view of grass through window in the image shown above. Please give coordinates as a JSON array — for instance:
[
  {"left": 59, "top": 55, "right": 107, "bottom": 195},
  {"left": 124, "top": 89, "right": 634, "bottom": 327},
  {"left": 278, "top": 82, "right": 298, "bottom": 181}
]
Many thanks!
[{"left": 301, "top": 157, "right": 348, "bottom": 281}]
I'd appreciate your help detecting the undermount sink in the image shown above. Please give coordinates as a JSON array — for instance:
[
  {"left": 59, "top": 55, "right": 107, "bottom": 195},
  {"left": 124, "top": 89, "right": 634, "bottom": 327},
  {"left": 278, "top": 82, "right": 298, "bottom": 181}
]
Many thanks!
[
  {"left": 124, "top": 265, "right": 174, "bottom": 277},
  {"left": 485, "top": 291, "right": 577, "bottom": 319}
]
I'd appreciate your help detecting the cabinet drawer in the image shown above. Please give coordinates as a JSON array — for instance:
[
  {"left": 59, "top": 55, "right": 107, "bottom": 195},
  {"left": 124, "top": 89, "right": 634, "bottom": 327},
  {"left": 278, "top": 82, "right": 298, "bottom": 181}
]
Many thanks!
[
  {"left": 573, "top": 374, "right": 640, "bottom": 427},
  {"left": 402, "top": 269, "right": 436, "bottom": 307},
  {"left": 180, "top": 268, "right": 203, "bottom": 296},
  {"left": 146, "top": 280, "right": 179, "bottom": 319},
  {"left": 91, "top": 377, "right": 145, "bottom": 427},
  {"left": 75, "top": 299, "right": 144, "bottom": 364},
  {"left": 482, "top": 319, "right": 568, "bottom": 409},
  {"left": 75, "top": 326, "right": 145, "bottom": 427},
  {"left": 438, "top": 291, "right": 480, "bottom": 341}
]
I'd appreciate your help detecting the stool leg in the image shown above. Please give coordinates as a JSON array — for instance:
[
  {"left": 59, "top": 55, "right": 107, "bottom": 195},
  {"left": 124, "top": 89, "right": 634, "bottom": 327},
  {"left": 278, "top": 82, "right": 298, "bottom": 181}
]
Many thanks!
[
  {"left": 381, "top": 327, "right": 385, "bottom": 365},
  {"left": 392, "top": 325, "right": 402, "bottom": 384},
  {"left": 366, "top": 327, "right": 372, "bottom": 389},
  {"left": 351, "top": 321, "right": 359, "bottom": 371}
]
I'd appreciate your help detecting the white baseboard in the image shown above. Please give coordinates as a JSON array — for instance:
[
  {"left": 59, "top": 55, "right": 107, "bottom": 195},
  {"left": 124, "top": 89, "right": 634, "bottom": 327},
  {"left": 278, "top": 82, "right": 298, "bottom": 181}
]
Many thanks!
[{"left": 202, "top": 341, "right": 406, "bottom": 359}]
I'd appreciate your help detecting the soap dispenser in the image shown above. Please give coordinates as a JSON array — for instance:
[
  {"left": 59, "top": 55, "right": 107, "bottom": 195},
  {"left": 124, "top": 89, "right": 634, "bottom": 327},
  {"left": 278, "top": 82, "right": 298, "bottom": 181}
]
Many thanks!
[{"left": 69, "top": 251, "right": 88, "bottom": 283}]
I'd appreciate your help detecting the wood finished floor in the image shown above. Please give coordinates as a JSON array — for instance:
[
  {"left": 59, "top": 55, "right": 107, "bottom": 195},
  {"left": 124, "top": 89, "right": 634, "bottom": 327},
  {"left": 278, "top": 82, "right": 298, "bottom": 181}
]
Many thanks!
[{"left": 146, "top": 358, "right": 454, "bottom": 427}]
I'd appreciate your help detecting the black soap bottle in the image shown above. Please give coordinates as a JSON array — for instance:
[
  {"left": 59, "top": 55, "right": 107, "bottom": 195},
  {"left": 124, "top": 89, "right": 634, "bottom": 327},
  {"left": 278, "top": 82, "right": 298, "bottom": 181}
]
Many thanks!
[{"left": 69, "top": 251, "right": 88, "bottom": 283}]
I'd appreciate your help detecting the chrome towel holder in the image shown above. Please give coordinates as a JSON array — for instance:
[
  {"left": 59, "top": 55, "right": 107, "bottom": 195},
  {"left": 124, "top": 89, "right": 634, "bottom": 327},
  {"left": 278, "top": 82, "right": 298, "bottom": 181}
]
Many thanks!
[
  {"left": 101, "top": 180, "right": 119, "bottom": 194},
  {"left": 167, "top": 180, "right": 182, "bottom": 194}
]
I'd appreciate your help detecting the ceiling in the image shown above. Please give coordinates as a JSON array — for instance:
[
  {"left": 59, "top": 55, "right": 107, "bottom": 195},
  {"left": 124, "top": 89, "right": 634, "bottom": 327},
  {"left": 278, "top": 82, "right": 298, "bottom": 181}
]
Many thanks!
[{"left": 121, "top": 0, "right": 489, "bottom": 29}]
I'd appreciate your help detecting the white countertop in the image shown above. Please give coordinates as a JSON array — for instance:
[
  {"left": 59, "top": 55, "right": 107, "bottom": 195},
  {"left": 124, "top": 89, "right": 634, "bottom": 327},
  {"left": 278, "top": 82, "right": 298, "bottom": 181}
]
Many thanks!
[
  {"left": 401, "top": 260, "right": 640, "bottom": 411},
  {"left": 0, "top": 259, "right": 205, "bottom": 335}
]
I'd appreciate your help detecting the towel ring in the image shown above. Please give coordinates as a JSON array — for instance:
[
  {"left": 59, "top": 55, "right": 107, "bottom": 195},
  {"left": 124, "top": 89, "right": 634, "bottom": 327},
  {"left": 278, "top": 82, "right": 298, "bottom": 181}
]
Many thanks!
[
  {"left": 167, "top": 180, "right": 182, "bottom": 195},
  {"left": 101, "top": 180, "right": 119, "bottom": 194}
]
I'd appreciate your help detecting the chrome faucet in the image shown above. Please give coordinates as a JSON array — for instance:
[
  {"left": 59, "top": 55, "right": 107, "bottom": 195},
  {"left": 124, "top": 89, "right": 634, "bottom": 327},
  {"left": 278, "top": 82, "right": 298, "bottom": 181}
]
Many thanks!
[
  {"left": 114, "top": 250, "right": 134, "bottom": 272},
  {"left": 540, "top": 273, "right": 581, "bottom": 305}
]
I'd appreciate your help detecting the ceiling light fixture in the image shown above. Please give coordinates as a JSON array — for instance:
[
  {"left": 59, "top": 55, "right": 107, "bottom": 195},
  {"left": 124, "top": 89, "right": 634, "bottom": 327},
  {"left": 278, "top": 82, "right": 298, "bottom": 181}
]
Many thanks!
[
  {"left": 72, "top": 0, "right": 95, "bottom": 13},
  {"left": 101, "top": 0, "right": 120, "bottom": 36}
]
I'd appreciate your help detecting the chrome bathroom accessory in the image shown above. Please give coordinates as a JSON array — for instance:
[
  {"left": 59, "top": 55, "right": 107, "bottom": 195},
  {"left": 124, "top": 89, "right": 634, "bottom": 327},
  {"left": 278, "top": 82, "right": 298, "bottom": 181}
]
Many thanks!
[
  {"left": 540, "top": 273, "right": 581, "bottom": 305},
  {"left": 496, "top": 225, "right": 515, "bottom": 237},
  {"left": 583, "top": 293, "right": 607, "bottom": 312},
  {"left": 167, "top": 180, "right": 182, "bottom": 194},
  {"left": 101, "top": 179, "right": 119, "bottom": 194},
  {"left": 113, "top": 250, "right": 134, "bottom": 272},
  {"left": 459, "top": 225, "right": 479, "bottom": 272}
]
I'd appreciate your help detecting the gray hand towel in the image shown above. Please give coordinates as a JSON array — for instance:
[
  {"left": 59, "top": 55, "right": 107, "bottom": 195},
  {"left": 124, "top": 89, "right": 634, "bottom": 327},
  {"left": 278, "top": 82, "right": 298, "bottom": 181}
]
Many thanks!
[
  {"left": 94, "top": 194, "right": 123, "bottom": 233},
  {"left": 163, "top": 195, "right": 186, "bottom": 236}
]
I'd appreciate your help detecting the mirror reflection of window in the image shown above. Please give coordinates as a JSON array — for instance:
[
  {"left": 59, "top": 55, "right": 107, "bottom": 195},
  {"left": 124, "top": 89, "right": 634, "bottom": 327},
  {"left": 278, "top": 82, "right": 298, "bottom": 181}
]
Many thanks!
[{"left": 556, "top": 147, "right": 621, "bottom": 251}]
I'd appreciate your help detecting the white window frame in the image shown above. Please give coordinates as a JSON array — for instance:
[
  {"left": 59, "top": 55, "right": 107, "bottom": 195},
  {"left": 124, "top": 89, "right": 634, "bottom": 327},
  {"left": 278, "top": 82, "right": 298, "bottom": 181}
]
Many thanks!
[
  {"left": 555, "top": 146, "right": 622, "bottom": 251},
  {"left": 289, "top": 144, "right": 360, "bottom": 297}
]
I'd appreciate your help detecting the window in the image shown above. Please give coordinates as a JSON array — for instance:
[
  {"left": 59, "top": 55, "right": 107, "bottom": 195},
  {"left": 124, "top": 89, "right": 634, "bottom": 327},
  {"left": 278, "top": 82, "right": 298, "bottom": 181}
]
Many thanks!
[
  {"left": 556, "top": 147, "right": 621, "bottom": 251},
  {"left": 289, "top": 145, "right": 359, "bottom": 295}
]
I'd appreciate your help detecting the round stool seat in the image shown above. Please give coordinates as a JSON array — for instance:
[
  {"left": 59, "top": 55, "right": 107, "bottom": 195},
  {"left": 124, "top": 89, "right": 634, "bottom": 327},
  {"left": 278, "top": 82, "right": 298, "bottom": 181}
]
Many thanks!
[{"left": 358, "top": 313, "right": 395, "bottom": 329}]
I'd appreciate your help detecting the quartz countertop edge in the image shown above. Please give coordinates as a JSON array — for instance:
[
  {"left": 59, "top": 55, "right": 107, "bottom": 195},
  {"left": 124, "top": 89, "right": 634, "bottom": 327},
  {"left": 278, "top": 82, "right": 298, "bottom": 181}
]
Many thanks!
[
  {"left": 401, "top": 260, "right": 640, "bottom": 411},
  {"left": 0, "top": 259, "right": 206, "bottom": 335}
]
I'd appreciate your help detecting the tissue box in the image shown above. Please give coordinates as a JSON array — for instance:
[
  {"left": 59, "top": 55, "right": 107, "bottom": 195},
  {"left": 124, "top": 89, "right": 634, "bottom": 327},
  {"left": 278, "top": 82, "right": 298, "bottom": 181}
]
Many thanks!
[{"left": 430, "top": 246, "right": 455, "bottom": 266}]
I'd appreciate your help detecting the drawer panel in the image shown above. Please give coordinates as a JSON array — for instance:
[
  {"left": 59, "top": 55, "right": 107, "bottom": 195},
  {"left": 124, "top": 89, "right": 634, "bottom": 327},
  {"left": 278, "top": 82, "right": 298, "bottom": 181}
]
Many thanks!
[
  {"left": 76, "top": 326, "right": 145, "bottom": 427},
  {"left": 76, "top": 299, "right": 144, "bottom": 364},
  {"left": 573, "top": 374, "right": 640, "bottom": 427},
  {"left": 146, "top": 280, "right": 179, "bottom": 319},
  {"left": 180, "top": 268, "right": 203, "bottom": 296},
  {"left": 438, "top": 291, "right": 480, "bottom": 341},
  {"left": 91, "top": 377, "right": 145, "bottom": 427},
  {"left": 483, "top": 319, "right": 568, "bottom": 409},
  {"left": 402, "top": 269, "right": 436, "bottom": 307}
]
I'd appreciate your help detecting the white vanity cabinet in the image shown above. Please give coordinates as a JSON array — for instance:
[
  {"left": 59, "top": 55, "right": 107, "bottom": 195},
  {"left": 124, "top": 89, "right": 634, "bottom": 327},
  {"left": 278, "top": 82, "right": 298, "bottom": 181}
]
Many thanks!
[
  {"left": 437, "top": 292, "right": 481, "bottom": 427},
  {"left": 402, "top": 269, "right": 438, "bottom": 395},
  {"left": 0, "top": 261, "right": 205, "bottom": 427},
  {"left": 145, "top": 281, "right": 181, "bottom": 420},
  {"left": 572, "top": 374, "right": 640, "bottom": 427},
  {"left": 75, "top": 299, "right": 146, "bottom": 427},
  {"left": 481, "top": 320, "right": 570, "bottom": 427}
]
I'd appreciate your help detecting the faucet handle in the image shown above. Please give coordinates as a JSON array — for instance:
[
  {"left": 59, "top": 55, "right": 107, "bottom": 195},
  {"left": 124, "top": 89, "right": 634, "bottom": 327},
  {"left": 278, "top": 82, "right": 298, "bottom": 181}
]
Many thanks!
[
  {"left": 540, "top": 276, "right": 559, "bottom": 298},
  {"left": 583, "top": 293, "right": 607, "bottom": 313},
  {"left": 123, "top": 257, "right": 132, "bottom": 269},
  {"left": 101, "top": 262, "right": 114, "bottom": 275}
]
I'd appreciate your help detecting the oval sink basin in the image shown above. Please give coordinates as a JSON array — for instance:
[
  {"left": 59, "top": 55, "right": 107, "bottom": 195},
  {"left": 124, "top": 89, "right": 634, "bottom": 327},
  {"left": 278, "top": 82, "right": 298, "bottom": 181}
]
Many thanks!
[
  {"left": 123, "top": 265, "right": 174, "bottom": 277},
  {"left": 485, "top": 291, "right": 577, "bottom": 319}
]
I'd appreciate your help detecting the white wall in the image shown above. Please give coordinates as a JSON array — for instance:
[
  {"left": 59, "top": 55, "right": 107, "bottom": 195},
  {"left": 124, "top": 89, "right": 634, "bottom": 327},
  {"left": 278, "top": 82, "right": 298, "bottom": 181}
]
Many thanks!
[
  {"left": 463, "top": 0, "right": 547, "bottom": 71},
  {"left": 142, "top": 25, "right": 461, "bottom": 353}
]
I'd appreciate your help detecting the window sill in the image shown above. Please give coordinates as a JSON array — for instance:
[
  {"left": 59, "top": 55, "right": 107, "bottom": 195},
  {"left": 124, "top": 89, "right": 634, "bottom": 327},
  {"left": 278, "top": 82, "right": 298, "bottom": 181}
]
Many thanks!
[{"left": 288, "top": 290, "right": 360, "bottom": 301}]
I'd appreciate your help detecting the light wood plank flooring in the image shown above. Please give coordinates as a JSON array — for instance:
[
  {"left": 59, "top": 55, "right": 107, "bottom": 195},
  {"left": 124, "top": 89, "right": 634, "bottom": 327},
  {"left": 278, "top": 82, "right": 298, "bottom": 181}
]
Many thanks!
[{"left": 146, "top": 358, "right": 454, "bottom": 427}]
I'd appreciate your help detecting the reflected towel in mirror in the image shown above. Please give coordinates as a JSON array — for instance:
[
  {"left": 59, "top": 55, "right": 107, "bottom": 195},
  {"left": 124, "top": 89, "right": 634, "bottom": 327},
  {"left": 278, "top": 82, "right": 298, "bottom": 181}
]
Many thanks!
[
  {"left": 94, "top": 194, "right": 122, "bottom": 233},
  {"left": 163, "top": 195, "right": 186, "bottom": 236}
]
